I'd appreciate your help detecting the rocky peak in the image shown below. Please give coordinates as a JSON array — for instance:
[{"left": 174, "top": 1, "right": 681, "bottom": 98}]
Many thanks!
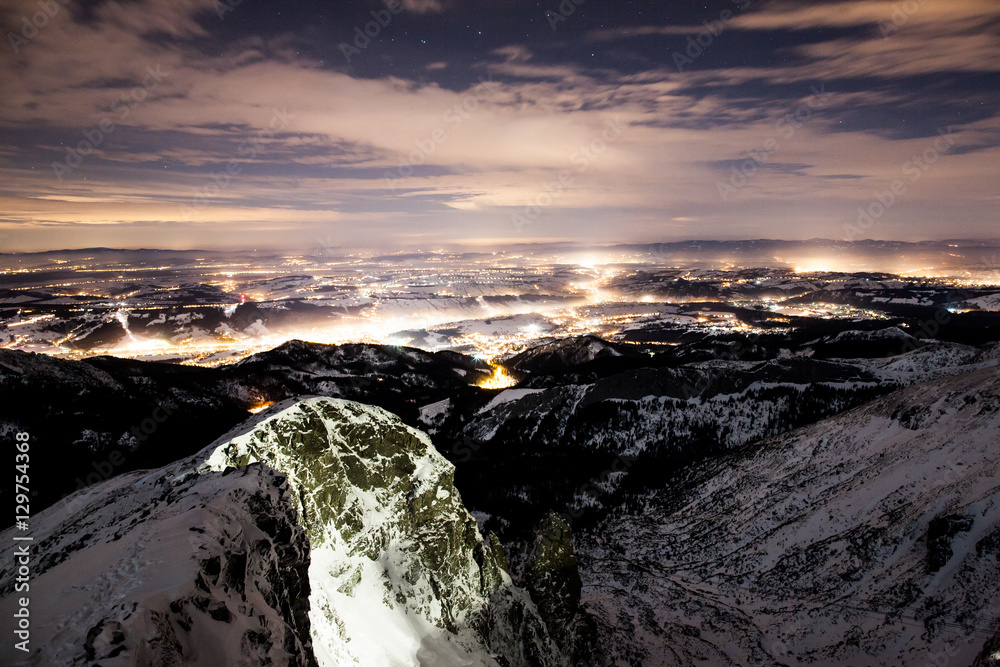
[
  {"left": 0, "top": 397, "right": 577, "bottom": 666},
  {"left": 202, "top": 397, "right": 566, "bottom": 664},
  {"left": 527, "top": 512, "right": 583, "bottom": 628}
]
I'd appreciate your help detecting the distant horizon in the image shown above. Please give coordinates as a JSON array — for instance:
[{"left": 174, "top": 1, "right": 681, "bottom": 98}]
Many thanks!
[
  {"left": 4, "top": 237, "right": 1000, "bottom": 256},
  {"left": 4, "top": 240, "right": 1000, "bottom": 366},
  {"left": 3, "top": 238, "right": 999, "bottom": 283}
]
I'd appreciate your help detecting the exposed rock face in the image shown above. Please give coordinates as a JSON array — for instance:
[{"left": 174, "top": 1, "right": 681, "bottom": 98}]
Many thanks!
[
  {"left": 525, "top": 513, "right": 604, "bottom": 666},
  {"left": 528, "top": 513, "right": 583, "bottom": 631},
  {"left": 202, "top": 397, "right": 568, "bottom": 666},
  {"left": 0, "top": 397, "right": 575, "bottom": 666}
]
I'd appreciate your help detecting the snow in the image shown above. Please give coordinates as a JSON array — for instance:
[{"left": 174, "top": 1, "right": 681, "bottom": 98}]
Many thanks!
[
  {"left": 243, "top": 319, "right": 270, "bottom": 335},
  {"left": 418, "top": 398, "right": 451, "bottom": 425},
  {"left": 0, "top": 463, "right": 312, "bottom": 666},
  {"left": 307, "top": 547, "right": 492, "bottom": 667},
  {"left": 858, "top": 341, "right": 989, "bottom": 383},
  {"left": 965, "top": 292, "right": 1000, "bottom": 311},
  {"left": 827, "top": 326, "right": 914, "bottom": 343},
  {"left": 477, "top": 388, "right": 546, "bottom": 414},
  {"left": 578, "top": 365, "right": 1000, "bottom": 666}
]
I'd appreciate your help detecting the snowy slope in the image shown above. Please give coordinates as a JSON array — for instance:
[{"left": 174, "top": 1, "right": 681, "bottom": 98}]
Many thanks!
[
  {"left": 0, "top": 397, "right": 571, "bottom": 667},
  {"left": 0, "top": 462, "right": 315, "bottom": 666},
  {"left": 965, "top": 293, "right": 1000, "bottom": 311},
  {"left": 506, "top": 336, "right": 627, "bottom": 374},
  {"left": 578, "top": 365, "right": 1000, "bottom": 666}
]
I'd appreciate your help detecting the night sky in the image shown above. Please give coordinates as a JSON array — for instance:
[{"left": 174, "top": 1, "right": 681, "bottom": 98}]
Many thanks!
[{"left": 1, "top": 0, "right": 998, "bottom": 251}]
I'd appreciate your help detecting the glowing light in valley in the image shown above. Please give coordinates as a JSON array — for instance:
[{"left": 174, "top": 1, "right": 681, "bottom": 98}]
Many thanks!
[
  {"left": 478, "top": 363, "right": 518, "bottom": 390},
  {"left": 6, "top": 314, "right": 54, "bottom": 327},
  {"left": 793, "top": 262, "right": 836, "bottom": 274}
]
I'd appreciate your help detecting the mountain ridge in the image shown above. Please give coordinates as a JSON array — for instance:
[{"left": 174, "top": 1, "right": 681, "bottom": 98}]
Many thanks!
[
  {"left": 577, "top": 363, "right": 1000, "bottom": 665},
  {"left": 0, "top": 397, "right": 599, "bottom": 666}
]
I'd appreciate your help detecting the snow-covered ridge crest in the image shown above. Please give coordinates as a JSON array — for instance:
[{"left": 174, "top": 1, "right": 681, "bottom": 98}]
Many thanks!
[
  {"left": 201, "top": 397, "right": 446, "bottom": 549},
  {"left": 200, "top": 396, "right": 564, "bottom": 666}
]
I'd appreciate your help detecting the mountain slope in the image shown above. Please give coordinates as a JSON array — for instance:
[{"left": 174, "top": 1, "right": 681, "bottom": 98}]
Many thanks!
[
  {"left": 506, "top": 336, "right": 632, "bottom": 374},
  {"left": 0, "top": 341, "right": 487, "bottom": 519},
  {"left": 428, "top": 357, "right": 903, "bottom": 541},
  {"left": 0, "top": 397, "right": 582, "bottom": 666},
  {"left": 577, "top": 365, "right": 1000, "bottom": 665},
  {"left": 0, "top": 460, "right": 315, "bottom": 666}
]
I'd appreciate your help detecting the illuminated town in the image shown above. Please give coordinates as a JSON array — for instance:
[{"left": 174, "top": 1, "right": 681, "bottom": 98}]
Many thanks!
[{"left": 2, "top": 244, "right": 998, "bottom": 370}]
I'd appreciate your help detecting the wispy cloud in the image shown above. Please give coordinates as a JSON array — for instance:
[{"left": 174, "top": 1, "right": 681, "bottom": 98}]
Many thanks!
[
  {"left": 0, "top": 0, "right": 997, "bottom": 250},
  {"left": 728, "top": 0, "right": 1000, "bottom": 30}
]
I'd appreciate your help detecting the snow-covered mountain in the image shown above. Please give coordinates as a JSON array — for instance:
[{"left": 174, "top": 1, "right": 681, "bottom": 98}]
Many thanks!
[
  {"left": 3, "top": 333, "right": 1000, "bottom": 666},
  {"left": 426, "top": 355, "right": 904, "bottom": 535},
  {"left": 417, "top": 337, "right": 1000, "bottom": 540},
  {"left": 577, "top": 364, "right": 1000, "bottom": 665},
  {"left": 506, "top": 335, "right": 629, "bottom": 374},
  {"left": 0, "top": 398, "right": 594, "bottom": 666}
]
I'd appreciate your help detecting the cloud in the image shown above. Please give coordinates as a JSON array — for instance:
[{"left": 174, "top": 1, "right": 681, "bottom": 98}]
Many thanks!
[
  {"left": 486, "top": 45, "right": 594, "bottom": 81},
  {"left": 728, "top": 0, "right": 1000, "bottom": 31},
  {"left": 0, "top": 0, "right": 998, "bottom": 250},
  {"left": 587, "top": 0, "right": 1000, "bottom": 37}
]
